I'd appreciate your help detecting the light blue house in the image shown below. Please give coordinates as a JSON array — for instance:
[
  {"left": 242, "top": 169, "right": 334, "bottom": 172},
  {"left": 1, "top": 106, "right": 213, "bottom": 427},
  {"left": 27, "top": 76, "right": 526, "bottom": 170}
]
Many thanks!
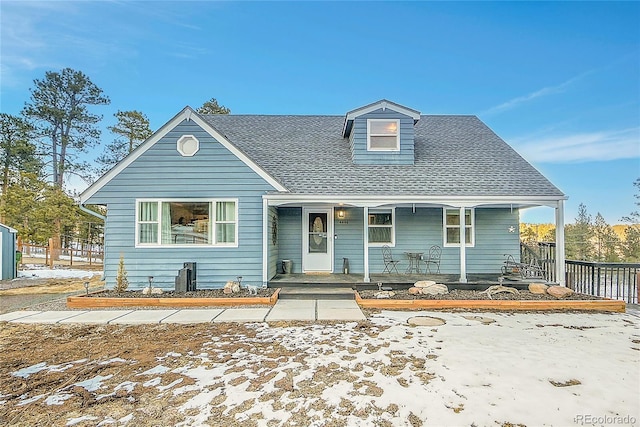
[
  {"left": 80, "top": 100, "right": 567, "bottom": 289},
  {"left": 0, "top": 222, "right": 18, "bottom": 280}
]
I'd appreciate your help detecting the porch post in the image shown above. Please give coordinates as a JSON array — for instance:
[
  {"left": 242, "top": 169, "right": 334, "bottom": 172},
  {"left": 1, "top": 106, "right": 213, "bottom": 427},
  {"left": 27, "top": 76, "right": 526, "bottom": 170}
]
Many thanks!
[
  {"left": 262, "top": 198, "right": 268, "bottom": 286},
  {"left": 363, "top": 206, "right": 370, "bottom": 282},
  {"left": 555, "top": 199, "right": 566, "bottom": 286},
  {"left": 459, "top": 206, "right": 468, "bottom": 283}
]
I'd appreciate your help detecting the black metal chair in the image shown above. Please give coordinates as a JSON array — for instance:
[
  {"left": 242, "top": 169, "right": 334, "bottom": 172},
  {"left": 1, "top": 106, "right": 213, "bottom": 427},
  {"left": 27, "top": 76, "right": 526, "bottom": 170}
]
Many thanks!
[
  {"left": 423, "top": 245, "right": 441, "bottom": 274},
  {"left": 381, "top": 245, "right": 401, "bottom": 273}
]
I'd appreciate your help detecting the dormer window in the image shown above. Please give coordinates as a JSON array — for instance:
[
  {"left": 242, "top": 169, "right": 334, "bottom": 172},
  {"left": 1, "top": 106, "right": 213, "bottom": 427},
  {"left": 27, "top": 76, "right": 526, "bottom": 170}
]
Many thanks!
[{"left": 367, "top": 119, "right": 400, "bottom": 151}]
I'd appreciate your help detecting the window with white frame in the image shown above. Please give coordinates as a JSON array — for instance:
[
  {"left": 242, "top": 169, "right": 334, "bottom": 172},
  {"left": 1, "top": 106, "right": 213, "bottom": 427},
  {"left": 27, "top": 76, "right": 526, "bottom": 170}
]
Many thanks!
[
  {"left": 368, "top": 209, "right": 395, "bottom": 246},
  {"left": 136, "top": 200, "right": 237, "bottom": 246},
  {"left": 443, "top": 208, "right": 474, "bottom": 246},
  {"left": 367, "top": 119, "right": 400, "bottom": 151}
]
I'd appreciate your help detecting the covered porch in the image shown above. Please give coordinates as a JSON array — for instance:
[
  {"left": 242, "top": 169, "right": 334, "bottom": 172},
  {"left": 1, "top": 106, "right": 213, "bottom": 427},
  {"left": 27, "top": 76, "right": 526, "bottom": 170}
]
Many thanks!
[{"left": 263, "top": 195, "right": 567, "bottom": 287}]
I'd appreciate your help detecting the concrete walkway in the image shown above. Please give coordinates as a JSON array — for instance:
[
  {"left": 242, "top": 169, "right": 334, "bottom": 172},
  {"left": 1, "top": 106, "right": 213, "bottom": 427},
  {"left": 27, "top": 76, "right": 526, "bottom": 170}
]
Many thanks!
[{"left": 0, "top": 299, "right": 366, "bottom": 324}]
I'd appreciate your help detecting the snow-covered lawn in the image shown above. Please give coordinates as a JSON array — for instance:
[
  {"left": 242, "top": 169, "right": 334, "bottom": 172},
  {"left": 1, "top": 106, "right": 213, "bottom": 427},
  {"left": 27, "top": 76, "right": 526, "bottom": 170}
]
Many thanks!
[
  {"left": 1, "top": 310, "right": 638, "bottom": 426},
  {"left": 16, "top": 265, "right": 98, "bottom": 280}
]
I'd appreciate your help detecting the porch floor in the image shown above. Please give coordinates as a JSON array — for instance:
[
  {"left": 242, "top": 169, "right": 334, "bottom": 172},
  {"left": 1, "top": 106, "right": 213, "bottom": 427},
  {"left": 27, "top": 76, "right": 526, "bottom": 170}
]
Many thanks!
[{"left": 269, "top": 273, "right": 539, "bottom": 287}]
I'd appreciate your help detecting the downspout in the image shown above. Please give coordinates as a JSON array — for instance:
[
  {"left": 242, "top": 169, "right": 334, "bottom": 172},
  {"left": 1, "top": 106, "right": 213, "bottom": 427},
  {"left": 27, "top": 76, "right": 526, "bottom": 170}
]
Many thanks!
[
  {"left": 555, "top": 199, "right": 566, "bottom": 286},
  {"left": 79, "top": 204, "right": 106, "bottom": 221}
]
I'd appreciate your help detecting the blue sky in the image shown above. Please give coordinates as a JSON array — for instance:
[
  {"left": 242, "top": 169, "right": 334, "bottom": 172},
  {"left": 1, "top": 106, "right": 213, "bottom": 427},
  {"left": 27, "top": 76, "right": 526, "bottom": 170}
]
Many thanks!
[{"left": 1, "top": 1, "right": 638, "bottom": 224}]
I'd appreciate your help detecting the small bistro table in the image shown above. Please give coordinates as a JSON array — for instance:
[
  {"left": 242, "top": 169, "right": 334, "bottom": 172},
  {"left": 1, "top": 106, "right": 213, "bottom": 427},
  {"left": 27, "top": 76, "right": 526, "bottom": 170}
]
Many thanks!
[{"left": 404, "top": 252, "right": 424, "bottom": 274}]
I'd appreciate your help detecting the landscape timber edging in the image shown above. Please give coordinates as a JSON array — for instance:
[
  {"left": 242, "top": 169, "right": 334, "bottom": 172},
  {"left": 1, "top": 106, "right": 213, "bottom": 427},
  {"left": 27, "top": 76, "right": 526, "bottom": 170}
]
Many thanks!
[
  {"left": 354, "top": 292, "right": 626, "bottom": 313},
  {"left": 67, "top": 288, "right": 281, "bottom": 309}
]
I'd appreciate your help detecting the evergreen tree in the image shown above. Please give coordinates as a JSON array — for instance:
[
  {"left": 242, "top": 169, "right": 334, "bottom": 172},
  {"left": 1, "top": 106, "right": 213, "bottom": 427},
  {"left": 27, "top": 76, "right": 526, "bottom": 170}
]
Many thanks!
[
  {"left": 22, "top": 68, "right": 110, "bottom": 188},
  {"left": 0, "top": 114, "right": 41, "bottom": 194},
  {"left": 96, "top": 110, "right": 152, "bottom": 175},
  {"left": 196, "top": 98, "right": 231, "bottom": 115},
  {"left": 565, "top": 203, "right": 592, "bottom": 260},
  {"left": 621, "top": 178, "right": 640, "bottom": 261}
]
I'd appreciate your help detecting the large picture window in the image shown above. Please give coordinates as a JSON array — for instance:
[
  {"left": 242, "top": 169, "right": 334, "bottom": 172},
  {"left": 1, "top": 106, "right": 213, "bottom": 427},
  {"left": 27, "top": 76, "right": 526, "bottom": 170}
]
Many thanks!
[
  {"left": 444, "top": 208, "right": 475, "bottom": 247},
  {"left": 367, "top": 119, "right": 400, "bottom": 151},
  {"left": 368, "top": 209, "right": 395, "bottom": 246},
  {"left": 136, "top": 199, "right": 237, "bottom": 247}
]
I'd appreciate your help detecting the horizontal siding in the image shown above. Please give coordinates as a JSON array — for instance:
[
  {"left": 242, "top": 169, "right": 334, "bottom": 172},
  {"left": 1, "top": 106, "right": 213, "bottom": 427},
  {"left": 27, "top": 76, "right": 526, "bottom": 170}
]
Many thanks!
[
  {"left": 363, "top": 207, "right": 519, "bottom": 275},
  {"left": 92, "top": 120, "right": 276, "bottom": 289},
  {"left": 268, "top": 207, "right": 279, "bottom": 279},
  {"left": 351, "top": 109, "right": 415, "bottom": 165},
  {"left": 277, "top": 208, "right": 302, "bottom": 274},
  {"left": 274, "top": 206, "right": 520, "bottom": 276},
  {"left": 334, "top": 207, "right": 364, "bottom": 273}
]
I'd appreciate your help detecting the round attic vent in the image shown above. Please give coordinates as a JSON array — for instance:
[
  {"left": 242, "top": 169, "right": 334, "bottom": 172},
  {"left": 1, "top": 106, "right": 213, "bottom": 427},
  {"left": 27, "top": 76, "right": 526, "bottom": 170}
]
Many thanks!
[{"left": 177, "top": 135, "right": 199, "bottom": 157}]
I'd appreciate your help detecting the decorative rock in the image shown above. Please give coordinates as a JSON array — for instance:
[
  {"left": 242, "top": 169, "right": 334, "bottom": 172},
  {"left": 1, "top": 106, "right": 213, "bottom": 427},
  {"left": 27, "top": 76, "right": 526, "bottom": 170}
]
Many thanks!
[
  {"left": 529, "top": 283, "right": 549, "bottom": 294},
  {"left": 142, "top": 287, "right": 163, "bottom": 295},
  {"left": 482, "top": 285, "right": 519, "bottom": 299},
  {"left": 420, "top": 283, "right": 449, "bottom": 295},
  {"left": 407, "top": 316, "right": 446, "bottom": 327},
  {"left": 547, "top": 285, "right": 574, "bottom": 299},
  {"left": 408, "top": 287, "right": 423, "bottom": 295},
  {"left": 375, "top": 291, "right": 395, "bottom": 299},
  {"left": 223, "top": 281, "right": 240, "bottom": 294},
  {"left": 414, "top": 280, "right": 437, "bottom": 288}
]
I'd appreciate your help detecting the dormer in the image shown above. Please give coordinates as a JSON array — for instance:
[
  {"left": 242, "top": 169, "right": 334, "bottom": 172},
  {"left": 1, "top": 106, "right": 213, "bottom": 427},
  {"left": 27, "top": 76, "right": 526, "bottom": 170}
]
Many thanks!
[{"left": 342, "top": 99, "right": 421, "bottom": 165}]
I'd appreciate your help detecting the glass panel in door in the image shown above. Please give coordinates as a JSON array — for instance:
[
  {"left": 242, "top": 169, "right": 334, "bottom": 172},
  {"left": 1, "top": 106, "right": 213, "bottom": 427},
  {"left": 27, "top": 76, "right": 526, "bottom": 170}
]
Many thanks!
[{"left": 308, "top": 212, "right": 327, "bottom": 253}]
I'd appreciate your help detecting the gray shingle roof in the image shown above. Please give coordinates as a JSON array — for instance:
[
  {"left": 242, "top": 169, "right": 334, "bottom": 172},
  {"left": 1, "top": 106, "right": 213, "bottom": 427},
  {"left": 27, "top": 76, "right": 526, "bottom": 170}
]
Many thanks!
[{"left": 201, "top": 114, "right": 564, "bottom": 197}]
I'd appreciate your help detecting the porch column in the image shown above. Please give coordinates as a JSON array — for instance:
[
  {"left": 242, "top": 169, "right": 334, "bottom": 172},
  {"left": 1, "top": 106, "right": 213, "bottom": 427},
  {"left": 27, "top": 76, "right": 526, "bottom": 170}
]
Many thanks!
[
  {"left": 262, "top": 198, "right": 268, "bottom": 286},
  {"left": 555, "top": 199, "right": 566, "bottom": 286},
  {"left": 363, "top": 206, "right": 370, "bottom": 282},
  {"left": 459, "top": 206, "right": 467, "bottom": 283}
]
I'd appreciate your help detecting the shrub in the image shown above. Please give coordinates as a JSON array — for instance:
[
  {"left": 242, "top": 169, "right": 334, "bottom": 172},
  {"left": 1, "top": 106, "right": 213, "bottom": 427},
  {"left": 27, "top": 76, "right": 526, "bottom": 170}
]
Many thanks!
[{"left": 114, "top": 253, "right": 129, "bottom": 293}]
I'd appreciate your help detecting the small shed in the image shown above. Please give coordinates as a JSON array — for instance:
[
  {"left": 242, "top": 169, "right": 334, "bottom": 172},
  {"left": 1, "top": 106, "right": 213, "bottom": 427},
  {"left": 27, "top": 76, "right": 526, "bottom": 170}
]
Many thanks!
[{"left": 0, "top": 223, "right": 18, "bottom": 280}]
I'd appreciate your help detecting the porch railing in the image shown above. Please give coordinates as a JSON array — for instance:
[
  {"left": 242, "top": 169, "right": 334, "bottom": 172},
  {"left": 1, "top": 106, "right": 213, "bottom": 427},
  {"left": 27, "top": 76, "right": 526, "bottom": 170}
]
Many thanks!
[
  {"left": 565, "top": 260, "right": 639, "bottom": 304},
  {"left": 520, "top": 242, "right": 556, "bottom": 283}
]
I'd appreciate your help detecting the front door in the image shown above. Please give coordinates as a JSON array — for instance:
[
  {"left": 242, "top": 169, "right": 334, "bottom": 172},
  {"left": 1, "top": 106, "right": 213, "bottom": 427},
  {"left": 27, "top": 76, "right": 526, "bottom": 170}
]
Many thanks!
[{"left": 302, "top": 208, "right": 333, "bottom": 272}]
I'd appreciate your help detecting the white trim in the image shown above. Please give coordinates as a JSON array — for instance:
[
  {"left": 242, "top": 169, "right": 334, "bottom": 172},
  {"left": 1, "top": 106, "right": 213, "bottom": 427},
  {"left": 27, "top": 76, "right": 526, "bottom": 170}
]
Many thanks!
[
  {"left": 443, "top": 208, "right": 475, "bottom": 248},
  {"left": 134, "top": 198, "right": 239, "bottom": 248},
  {"left": 176, "top": 134, "right": 199, "bottom": 157},
  {"left": 367, "top": 208, "right": 396, "bottom": 247},
  {"left": 264, "top": 194, "right": 567, "bottom": 208},
  {"left": 80, "top": 107, "right": 287, "bottom": 204},
  {"left": 458, "top": 207, "right": 467, "bottom": 283},
  {"left": 262, "top": 198, "right": 268, "bottom": 285},
  {"left": 302, "top": 207, "right": 334, "bottom": 272},
  {"left": 367, "top": 119, "right": 400, "bottom": 152},
  {"left": 345, "top": 99, "right": 421, "bottom": 121},
  {"left": 555, "top": 199, "right": 566, "bottom": 286},
  {"left": 363, "top": 206, "right": 370, "bottom": 283},
  {"left": 343, "top": 100, "right": 420, "bottom": 138}
]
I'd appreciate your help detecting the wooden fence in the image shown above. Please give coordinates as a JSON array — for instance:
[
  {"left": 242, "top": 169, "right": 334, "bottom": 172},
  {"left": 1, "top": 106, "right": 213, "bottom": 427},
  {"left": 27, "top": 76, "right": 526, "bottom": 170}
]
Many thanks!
[{"left": 18, "top": 237, "right": 103, "bottom": 269}]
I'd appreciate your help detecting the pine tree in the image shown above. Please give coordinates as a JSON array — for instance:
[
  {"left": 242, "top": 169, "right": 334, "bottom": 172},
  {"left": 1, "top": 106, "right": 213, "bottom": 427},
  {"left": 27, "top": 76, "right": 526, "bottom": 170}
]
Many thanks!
[
  {"left": 23, "top": 68, "right": 110, "bottom": 188},
  {"left": 96, "top": 110, "right": 152, "bottom": 175},
  {"left": 114, "top": 254, "right": 129, "bottom": 293},
  {"left": 196, "top": 98, "right": 231, "bottom": 115}
]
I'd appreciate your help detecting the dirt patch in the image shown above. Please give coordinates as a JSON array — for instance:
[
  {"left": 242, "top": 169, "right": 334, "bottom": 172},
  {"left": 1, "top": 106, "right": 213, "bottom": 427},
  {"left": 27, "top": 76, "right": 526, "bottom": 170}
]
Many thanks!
[{"left": 0, "top": 275, "right": 104, "bottom": 295}]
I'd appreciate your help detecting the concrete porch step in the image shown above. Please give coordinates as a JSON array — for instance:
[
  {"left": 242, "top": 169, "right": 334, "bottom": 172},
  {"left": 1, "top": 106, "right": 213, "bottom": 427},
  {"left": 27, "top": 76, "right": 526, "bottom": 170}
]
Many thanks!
[{"left": 277, "top": 287, "right": 356, "bottom": 300}]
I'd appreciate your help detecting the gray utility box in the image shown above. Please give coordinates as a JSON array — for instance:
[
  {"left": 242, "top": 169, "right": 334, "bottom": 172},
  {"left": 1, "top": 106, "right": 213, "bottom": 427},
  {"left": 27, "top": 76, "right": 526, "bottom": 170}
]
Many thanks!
[{"left": 175, "top": 262, "right": 197, "bottom": 293}]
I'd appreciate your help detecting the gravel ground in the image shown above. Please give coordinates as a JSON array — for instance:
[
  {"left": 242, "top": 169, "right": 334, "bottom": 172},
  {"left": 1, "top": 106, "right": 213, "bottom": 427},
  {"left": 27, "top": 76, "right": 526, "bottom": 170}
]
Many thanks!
[
  {"left": 358, "top": 288, "right": 605, "bottom": 301},
  {"left": 92, "top": 288, "right": 276, "bottom": 299}
]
